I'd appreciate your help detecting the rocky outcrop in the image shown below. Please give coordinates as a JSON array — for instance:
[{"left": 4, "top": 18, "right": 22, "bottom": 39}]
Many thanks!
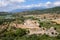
[{"left": 51, "top": 19, "right": 60, "bottom": 24}]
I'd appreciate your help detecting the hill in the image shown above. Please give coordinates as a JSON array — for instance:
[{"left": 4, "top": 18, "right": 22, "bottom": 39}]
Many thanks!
[
  {"left": 0, "top": 7, "right": 60, "bottom": 16},
  {"left": 14, "top": 7, "right": 60, "bottom": 16},
  {"left": 0, "top": 12, "right": 13, "bottom": 16}
]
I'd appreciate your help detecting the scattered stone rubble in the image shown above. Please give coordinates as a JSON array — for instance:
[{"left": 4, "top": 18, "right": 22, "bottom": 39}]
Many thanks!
[
  {"left": 10, "top": 19, "right": 59, "bottom": 37},
  {"left": 45, "top": 27, "right": 59, "bottom": 37}
]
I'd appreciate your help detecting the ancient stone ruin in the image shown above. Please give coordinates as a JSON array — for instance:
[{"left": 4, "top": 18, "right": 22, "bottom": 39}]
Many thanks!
[{"left": 10, "top": 19, "right": 59, "bottom": 37}]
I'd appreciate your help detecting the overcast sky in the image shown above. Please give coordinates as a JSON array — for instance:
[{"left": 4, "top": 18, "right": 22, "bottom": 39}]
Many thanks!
[{"left": 0, "top": 0, "right": 60, "bottom": 12}]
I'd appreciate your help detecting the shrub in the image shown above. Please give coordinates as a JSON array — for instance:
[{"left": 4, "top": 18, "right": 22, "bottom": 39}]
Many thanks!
[{"left": 15, "top": 28, "right": 28, "bottom": 37}]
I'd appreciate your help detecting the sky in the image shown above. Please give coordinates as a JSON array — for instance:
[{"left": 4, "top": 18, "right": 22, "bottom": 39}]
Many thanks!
[{"left": 0, "top": 0, "right": 60, "bottom": 12}]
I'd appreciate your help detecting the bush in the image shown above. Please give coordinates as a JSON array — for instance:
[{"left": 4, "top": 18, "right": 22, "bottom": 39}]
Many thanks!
[
  {"left": 0, "top": 27, "right": 28, "bottom": 40},
  {"left": 56, "top": 34, "right": 60, "bottom": 39},
  {"left": 15, "top": 28, "right": 28, "bottom": 37}
]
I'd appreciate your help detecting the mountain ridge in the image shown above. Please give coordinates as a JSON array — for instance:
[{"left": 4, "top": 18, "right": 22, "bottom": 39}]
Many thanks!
[{"left": 14, "top": 6, "right": 60, "bottom": 15}]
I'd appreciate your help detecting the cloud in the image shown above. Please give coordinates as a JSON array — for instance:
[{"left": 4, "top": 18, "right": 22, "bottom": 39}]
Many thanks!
[
  {"left": 44, "top": 1, "right": 52, "bottom": 8},
  {"left": 10, "top": 0, "right": 25, "bottom": 3},
  {"left": 0, "top": 0, "right": 8, "bottom": 7},
  {"left": 16, "top": 1, "right": 60, "bottom": 9},
  {"left": 0, "top": 0, "right": 60, "bottom": 12},
  {"left": 54, "top": 1, "right": 60, "bottom": 6},
  {"left": 0, "top": 0, "right": 25, "bottom": 7},
  {"left": 0, "top": 3, "right": 42, "bottom": 12},
  {"left": 44, "top": 1, "right": 60, "bottom": 8},
  {"left": 21, "top": 3, "right": 42, "bottom": 9}
]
